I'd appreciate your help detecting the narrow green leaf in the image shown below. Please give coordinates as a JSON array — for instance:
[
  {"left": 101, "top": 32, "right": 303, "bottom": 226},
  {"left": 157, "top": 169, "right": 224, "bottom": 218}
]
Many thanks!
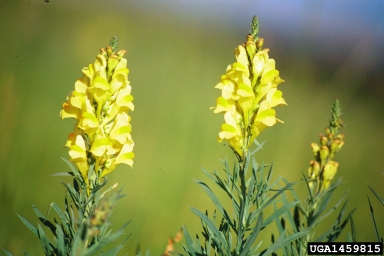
[
  {"left": 313, "top": 190, "right": 348, "bottom": 224},
  {"left": 32, "top": 205, "right": 56, "bottom": 235},
  {"left": 83, "top": 229, "right": 126, "bottom": 256},
  {"left": 2, "top": 249, "right": 13, "bottom": 256},
  {"left": 61, "top": 157, "right": 80, "bottom": 177},
  {"left": 102, "top": 245, "right": 124, "bottom": 256},
  {"left": 191, "top": 208, "right": 229, "bottom": 255},
  {"left": 239, "top": 212, "right": 263, "bottom": 256},
  {"left": 55, "top": 224, "right": 66, "bottom": 256},
  {"left": 17, "top": 214, "right": 38, "bottom": 237},
  {"left": 262, "top": 201, "right": 299, "bottom": 229},
  {"left": 52, "top": 172, "right": 73, "bottom": 177},
  {"left": 368, "top": 185, "right": 384, "bottom": 206},
  {"left": 350, "top": 215, "right": 357, "bottom": 242},
  {"left": 367, "top": 196, "right": 381, "bottom": 242},
  {"left": 37, "top": 223, "right": 54, "bottom": 255},
  {"left": 182, "top": 226, "right": 197, "bottom": 256},
  {"left": 301, "top": 173, "right": 314, "bottom": 202},
  {"left": 51, "top": 203, "right": 67, "bottom": 224},
  {"left": 261, "top": 230, "right": 309, "bottom": 256}
]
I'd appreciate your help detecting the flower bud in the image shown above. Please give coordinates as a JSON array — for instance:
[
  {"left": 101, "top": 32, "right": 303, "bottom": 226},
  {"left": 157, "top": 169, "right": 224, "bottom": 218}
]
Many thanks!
[
  {"left": 256, "top": 38, "right": 264, "bottom": 50},
  {"left": 310, "top": 142, "right": 320, "bottom": 156},
  {"left": 321, "top": 161, "right": 338, "bottom": 190},
  {"left": 308, "top": 160, "right": 320, "bottom": 178},
  {"left": 329, "top": 140, "right": 341, "bottom": 157},
  {"left": 106, "top": 46, "right": 113, "bottom": 56},
  {"left": 117, "top": 49, "right": 127, "bottom": 58},
  {"left": 246, "top": 40, "right": 256, "bottom": 57},
  {"left": 319, "top": 146, "right": 329, "bottom": 166},
  {"left": 320, "top": 135, "right": 328, "bottom": 146}
]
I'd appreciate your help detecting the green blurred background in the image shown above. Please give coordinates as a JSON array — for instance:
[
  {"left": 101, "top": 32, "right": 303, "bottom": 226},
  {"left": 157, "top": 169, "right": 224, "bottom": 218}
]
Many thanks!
[{"left": 1, "top": 0, "right": 383, "bottom": 254}]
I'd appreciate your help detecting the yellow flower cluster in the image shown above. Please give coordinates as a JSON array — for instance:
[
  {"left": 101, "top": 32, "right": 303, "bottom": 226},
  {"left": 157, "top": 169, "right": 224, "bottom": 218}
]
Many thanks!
[
  {"left": 308, "top": 130, "right": 344, "bottom": 192},
  {"left": 212, "top": 35, "right": 286, "bottom": 158},
  {"left": 60, "top": 46, "right": 134, "bottom": 184},
  {"left": 308, "top": 99, "right": 345, "bottom": 193}
]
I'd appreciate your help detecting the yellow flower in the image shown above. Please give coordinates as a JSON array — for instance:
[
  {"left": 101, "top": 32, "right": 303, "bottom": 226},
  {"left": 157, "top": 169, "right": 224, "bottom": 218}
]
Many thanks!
[
  {"left": 66, "top": 133, "right": 89, "bottom": 181},
  {"left": 212, "top": 36, "right": 286, "bottom": 158}
]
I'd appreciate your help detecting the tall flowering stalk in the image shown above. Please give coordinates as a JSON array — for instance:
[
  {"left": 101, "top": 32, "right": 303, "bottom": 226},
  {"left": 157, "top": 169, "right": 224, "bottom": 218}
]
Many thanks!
[
  {"left": 276, "top": 99, "right": 354, "bottom": 256},
  {"left": 6, "top": 38, "right": 133, "bottom": 256},
  {"left": 181, "top": 17, "right": 308, "bottom": 256},
  {"left": 60, "top": 36, "right": 134, "bottom": 194},
  {"left": 307, "top": 99, "right": 344, "bottom": 194}
]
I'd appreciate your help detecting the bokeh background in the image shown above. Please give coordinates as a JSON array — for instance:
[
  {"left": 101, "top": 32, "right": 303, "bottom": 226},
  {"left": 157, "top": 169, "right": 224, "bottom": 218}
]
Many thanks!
[{"left": 1, "top": 0, "right": 383, "bottom": 254}]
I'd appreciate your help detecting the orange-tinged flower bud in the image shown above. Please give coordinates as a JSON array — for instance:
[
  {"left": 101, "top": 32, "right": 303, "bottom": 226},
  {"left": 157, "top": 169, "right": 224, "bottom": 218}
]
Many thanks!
[
  {"left": 256, "top": 38, "right": 264, "bottom": 50},
  {"left": 106, "top": 46, "right": 113, "bottom": 56},
  {"left": 310, "top": 143, "right": 320, "bottom": 156},
  {"left": 117, "top": 50, "right": 127, "bottom": 58},
  {"left": 320, "top": 135, "right": 328, "bottom": 146}
]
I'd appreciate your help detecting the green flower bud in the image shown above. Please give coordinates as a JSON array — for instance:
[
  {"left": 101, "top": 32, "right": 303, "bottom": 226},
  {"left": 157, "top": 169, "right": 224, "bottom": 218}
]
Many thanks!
[
  {"left": 319, "top": 146, "right": 329, "bottom": 166},
  {"left": 256, "top": 38, "right": 264, "bottom": 50},
  {"left": 246, "top": 39, "right": 256, "bottom": 57},
  {"left": 329, "top": 140, "right": 341, "bottom": 157},
  {"left": 308, "top": 160, "right": 320, "bottom": 179},
  {"left": 106, "top": 46, "right": 113, "bottom": 56}
]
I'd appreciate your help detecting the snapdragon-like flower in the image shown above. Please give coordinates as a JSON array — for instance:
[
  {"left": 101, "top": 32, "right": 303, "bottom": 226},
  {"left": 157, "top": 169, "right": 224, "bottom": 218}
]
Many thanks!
[
  {"left": 212, "top": 34, "right": 286, "bottom": 158},
  {"left": 60, "top": 42, "right": 134, "bottom": 186}
]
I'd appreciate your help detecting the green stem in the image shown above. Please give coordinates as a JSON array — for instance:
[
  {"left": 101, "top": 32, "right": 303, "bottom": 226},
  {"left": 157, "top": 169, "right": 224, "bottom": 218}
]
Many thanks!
[{"left": 237, "top": 154, "right": 249, "bottom": 252}]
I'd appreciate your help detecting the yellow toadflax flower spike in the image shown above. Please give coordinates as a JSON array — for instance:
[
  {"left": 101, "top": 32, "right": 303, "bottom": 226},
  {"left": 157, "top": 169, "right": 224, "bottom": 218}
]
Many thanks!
[
  {"left": 60, "top": 37, "right": 134, "bottom": 192},
  {"left": 212, "top": 17, "right": 286, "bottom": 159}
]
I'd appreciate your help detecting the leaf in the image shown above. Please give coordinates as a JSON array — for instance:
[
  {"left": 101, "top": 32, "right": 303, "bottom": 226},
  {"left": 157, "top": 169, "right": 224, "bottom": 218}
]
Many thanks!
[
  {"left": 82, "top": 229, "right": 126, "bottom": 256},
  {"left": 191, "top": 208, "right": 229, "bottom": 255},
  {"left": 182, "top": 226, "right": 197, "bottom": 256},
  {"left": 239, "top": 212, "right": 263, "bottom": 256},
  {"left": 32, "top": 204, "right": 56, "bottom": 235},
  {"left": 349, "top": 215, "right": 357, "bottom": 242},
  {"left": 367, "top": 195, "right": 381, "bottom": 242},
  {"left": 195, "top": 180, "right": 235, "bottom": 230},
  {"left": 312, "top": 191, "right": 349, "bottom": 226},
  {"left": 55, "top": 224, "right": 66, "bottom": 256},
  {"left": 37, "top": 224, "right": 54, "bottom": 255},
  {"left": 17, "top": 214, "right": 38, "bottom": 237},
  {"left": 2, "top": 249, "right": 13, "bottom": 256},
  {"left": 52, "top": 172, "right": 74, "bottom": 177},
  {"left": 51, "top": 203, "right": 67, "bottom": 224},
  {"left": 261, "top": 201, "right": 300, "bottom": 229},
  {"left": 368, "top": 185, "right": 384, "bottom": 206},
  {"left": 61, "top": 157, "right": 81, "bottom": 177},
  {"left": 261, "top": 230, "right": 310, "bottom": 256}
]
